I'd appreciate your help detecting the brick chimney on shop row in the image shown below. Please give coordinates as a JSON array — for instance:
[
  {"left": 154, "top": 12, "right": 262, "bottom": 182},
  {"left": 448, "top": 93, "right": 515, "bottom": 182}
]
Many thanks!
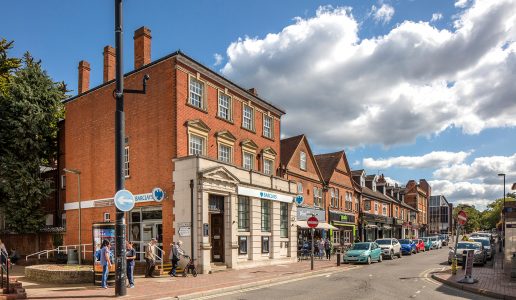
[
  {"left": 78, "top": 60, "right": 90, "bottom": 94},
  {"left": 134, "top": 26, "right": 151, "bottom": 69},
  {"left": 103, "top": 46, "right": 116, "bottom": 82}
]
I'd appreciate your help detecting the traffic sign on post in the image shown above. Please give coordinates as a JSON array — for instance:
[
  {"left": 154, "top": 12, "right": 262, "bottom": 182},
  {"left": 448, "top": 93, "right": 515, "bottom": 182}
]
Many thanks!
[
  {"left": 307, "top": 216, "right": 319, "bottom": 228},
  {"left": 458, "top": 210, "right": 468, "bottom": 226},
  {"left": 114, "top": 189, "right": 135, "bottom": 212}
]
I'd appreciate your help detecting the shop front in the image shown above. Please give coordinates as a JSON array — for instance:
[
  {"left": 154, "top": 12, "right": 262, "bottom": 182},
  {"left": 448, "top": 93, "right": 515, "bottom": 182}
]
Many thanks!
[
  {"left": 402, "top": 222, "right": 419, "bottom": 238},
  {"left": 296, "top": 207, "right": 329, "bottom": 248},
  {"left": 362, "top": 213, "right": 393, "bottom": 241},
  {"left": 393, "top": 219, "right": 403, "bottom": 239},
  {"left": 173, "top": 156, "right": 298, "bottom": 274},
  {"left": 329, "top": 210, "right": 356, "bottom": 248}
]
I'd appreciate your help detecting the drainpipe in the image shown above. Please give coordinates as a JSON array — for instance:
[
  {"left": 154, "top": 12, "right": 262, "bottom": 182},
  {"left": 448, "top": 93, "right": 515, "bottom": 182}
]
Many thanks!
[{"left": 190, "top": 179, "right": 194, "bottom": 261}]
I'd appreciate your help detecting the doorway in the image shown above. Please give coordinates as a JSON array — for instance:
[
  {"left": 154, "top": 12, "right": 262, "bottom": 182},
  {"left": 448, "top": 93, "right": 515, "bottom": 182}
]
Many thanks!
[
  {"left": 208, "top": 194, "right": 225, "bottom": 263},
  {"left": 129, "top": 207, "right": 163, "bottom": 261}
]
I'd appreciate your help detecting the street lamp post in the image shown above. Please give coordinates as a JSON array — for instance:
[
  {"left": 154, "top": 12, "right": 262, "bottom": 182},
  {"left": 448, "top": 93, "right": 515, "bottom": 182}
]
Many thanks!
[
  {"left": 498, "top": 173, "right": 506, "bottom": 270},
  {"left": 63, "top": 168, "right": 81, "bottom": 265}
]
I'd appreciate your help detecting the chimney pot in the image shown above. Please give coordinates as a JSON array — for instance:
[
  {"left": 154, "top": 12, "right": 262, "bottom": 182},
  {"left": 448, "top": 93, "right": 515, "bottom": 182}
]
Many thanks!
[
  {"left": 103, "top": 46, "right": 116, "bottom": 82},
  {"left": 134, "top": 26, "right": 152, "bottom": 69},
  {"left": 78, "top": 60, "right": 90, "bottom": 94}
]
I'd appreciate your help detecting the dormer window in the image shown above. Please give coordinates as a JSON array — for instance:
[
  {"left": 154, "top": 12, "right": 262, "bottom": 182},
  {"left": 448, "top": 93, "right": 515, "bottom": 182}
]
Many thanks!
[{"left": 360, "top": 175, "right": 365, "bottom": 187}]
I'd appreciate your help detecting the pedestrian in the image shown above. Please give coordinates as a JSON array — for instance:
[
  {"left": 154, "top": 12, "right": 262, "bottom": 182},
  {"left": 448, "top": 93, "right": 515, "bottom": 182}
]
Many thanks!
[
  {"left": 126, "top": 242, "right": 136, "bottom": 288},
  {"left": 319, "top": 238, "right": 325, "bottom": 259},
  {"left": 0, "top": 239, "right": 8, "bottom": 266},
  {"left": 170, "top": 241, "right": 185, "bottom": 277},
  {"left": 324, "top": 238, "right": 331, "bottom": 260},
  {"left": 145, "top": 238, "right": 157, "bottom": 278},
  {"left": 100, "top": 240, "right": 112, "bottom": 289},
  {"left": 9, "top": 248, "right": 19, "bottom": 265}
]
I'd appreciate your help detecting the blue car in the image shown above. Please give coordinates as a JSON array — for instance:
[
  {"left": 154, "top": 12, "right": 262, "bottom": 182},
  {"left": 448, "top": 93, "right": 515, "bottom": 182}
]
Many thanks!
[
  {"left": 399, "top": 239, "right": 417, "bottom": 255},
  {"left": 343, "top": 242, "right": 383, "bottom": 264}
]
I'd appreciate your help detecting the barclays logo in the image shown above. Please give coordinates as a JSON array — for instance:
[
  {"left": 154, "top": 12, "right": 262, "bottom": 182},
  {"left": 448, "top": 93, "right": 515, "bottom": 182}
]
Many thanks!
[{"left": 152, "top": 187, "right": 165, "bottom": 202}]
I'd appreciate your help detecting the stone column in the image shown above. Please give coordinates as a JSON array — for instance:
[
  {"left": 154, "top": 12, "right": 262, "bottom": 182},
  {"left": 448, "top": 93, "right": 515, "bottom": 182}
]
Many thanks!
[
  {"left": 288, "top": 203, "right": 298, "bottom": 259},
  {"left": 225, "top": 193, "right": 238, "bottom": 268},
  {"left": 199, "top": 191, "right": 211, "bottom": 274},
  {"left": 250, "top": 197, "right": 261, "bottom": 260},
  {"left": 270, "top": 200, "right": 281, "bottom": 259}
]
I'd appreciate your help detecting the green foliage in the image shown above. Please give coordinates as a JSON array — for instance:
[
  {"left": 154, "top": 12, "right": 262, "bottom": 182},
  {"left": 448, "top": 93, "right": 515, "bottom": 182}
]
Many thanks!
[
  {"left": 453, "top": 197, "right": 516, "bottom": 233},
  {"left": 0, "top": 51, "right": 66, "bottom": 233},
  {"left": 453, "top": 204, "right": 482, "bottom": 233},
  {"left": 0, "top": 39, "right": 21, "bottom": 96}
]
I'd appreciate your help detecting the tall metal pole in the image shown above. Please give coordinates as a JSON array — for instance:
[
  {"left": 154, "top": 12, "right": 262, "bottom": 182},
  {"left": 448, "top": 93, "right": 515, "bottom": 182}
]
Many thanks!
[
  {"left": 502, "top": 174, "right": 506, "bottom": 271},
  {"left": 78, "top": 173, "right": 82, "bottom": 265},
  {"left": 114, "top": 0, "right": 127, "bottom": 296},
  {"left": 311, "top": 228, "right": 314, "bottom": 270}
]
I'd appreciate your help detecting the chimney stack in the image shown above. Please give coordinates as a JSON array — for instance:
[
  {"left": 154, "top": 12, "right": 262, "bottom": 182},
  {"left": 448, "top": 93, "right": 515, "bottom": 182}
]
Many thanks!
[
  {"left": 78, "top": 60, "right": 90, "bottom": 94},
  {"left": 248, "top": 88, "right": 258, "bottom": 96},
  {"left": 134, "top": 26, "right": 151, "bottom": 69},
  {"left": 103, "top": 46, "right": 116, "bottom": 82}
]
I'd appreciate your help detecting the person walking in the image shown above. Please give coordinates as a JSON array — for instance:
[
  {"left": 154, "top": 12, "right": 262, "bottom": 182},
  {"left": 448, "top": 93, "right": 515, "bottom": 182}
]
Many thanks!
[
  {"left": 145, "top": 238, "right": 157, "bottom": 278},
  {"left": 9, "top": 248, "right": 19, "bottom": 265},
  {"left": 324, "top": 238, "right": 331, "bottom": 260},
  {"left": 100, "top": 240, "right": 112, "bottom": 289},
  {"left": 126, "top": 242, "right": 136, "bottom": 288},
  {"left": 170, "top": 241, "right": 185, "bottom": 277},
  {"left": 319, "top": 238, "right": 325, "bottom": 259}
]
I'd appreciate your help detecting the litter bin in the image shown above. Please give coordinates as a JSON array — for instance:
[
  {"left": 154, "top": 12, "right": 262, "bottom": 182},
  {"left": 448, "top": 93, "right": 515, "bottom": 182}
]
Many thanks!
[{"left": 67, "top": 249, "right": 79, "bottom": 264}]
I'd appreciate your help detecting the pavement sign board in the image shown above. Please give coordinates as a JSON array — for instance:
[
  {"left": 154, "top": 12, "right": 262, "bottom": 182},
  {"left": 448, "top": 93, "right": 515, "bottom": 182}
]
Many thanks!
[
  {"left": 458, "top": 210, "right": 468, "bottom": 226},
  {"left": 114, "top": 189, "right": 135, "bottom": 212},
  {"left": 307, "top": 216, "right": 319, "bottom": 228}
]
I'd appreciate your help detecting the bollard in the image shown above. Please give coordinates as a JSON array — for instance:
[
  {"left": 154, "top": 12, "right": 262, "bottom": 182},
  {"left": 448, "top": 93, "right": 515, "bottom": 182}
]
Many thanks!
[
  {"left": 337, "top": 252, "right": 341, "bottom": 266},
  {"left": 451, "top": 257, "right": 457, "bottom": 275},
  {"left": 462, "top": 251, "right": 467, "bottom": 269}
]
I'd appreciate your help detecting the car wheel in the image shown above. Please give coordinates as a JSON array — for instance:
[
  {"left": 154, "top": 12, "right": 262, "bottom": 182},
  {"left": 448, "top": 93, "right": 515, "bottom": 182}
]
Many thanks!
[
  {"left": 448, "top": 260, "right": 452, "bottom": 265},
  {"left": 390, "top": 251, "right": 394, "bottom": 260},
  {"left": 408, "top": 250, "right": 412, "bottom": 255},
  {"left": 378, "top": 255, "right": 383, "bottom": 262},
  {"left": 367, "top": 256, "right": 371, "bottom": 265},
  {"left": 397, "top": 251, "right": 402, "bottom": 258}
]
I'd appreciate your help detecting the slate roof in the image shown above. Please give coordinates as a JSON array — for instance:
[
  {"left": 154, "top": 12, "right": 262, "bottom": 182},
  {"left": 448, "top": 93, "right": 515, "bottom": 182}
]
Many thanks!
[
  {"left": 314, "top": 151, "right": 343, "bottom": 182},
  {"left": 280, "top": 135, "right": 304, "bottom": 166}
]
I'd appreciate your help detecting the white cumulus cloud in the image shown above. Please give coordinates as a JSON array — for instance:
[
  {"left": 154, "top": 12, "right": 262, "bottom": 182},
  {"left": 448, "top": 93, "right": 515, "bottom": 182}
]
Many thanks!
[
  {"left": 455, "top": 0, "right": 470, "bottom": 8},
  {"left": 371, "top": 3, "right": 395, "bottom": 24},
  {"left": 431, "top": 13, "right": 443, "bottom": 22},
  {"left": 363, "top": 151, "right": 472, "bottom": 169},
  {"left": 429, "top": 179, "right": 503, "bottom": 210},
  {"left": 213, "top": 53, "right": 223, "bottom": 66},
  {"left": 221, "top": 1, "right": 516, "bottom": 148}
]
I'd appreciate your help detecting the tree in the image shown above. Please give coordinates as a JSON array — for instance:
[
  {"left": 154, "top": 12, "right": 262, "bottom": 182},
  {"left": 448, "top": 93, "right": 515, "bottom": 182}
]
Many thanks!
[
  {"left": 480, "top": 198, "right": 504, "bottom": 231},
  {"left": 453, "top": 204, "right": 481, "bottom": 233},
  {"left": 0, "top": 39, "right": 21, "bottom": 96},
  {"left": 0, "top": 51, "right": 66, "bottom": 233}
]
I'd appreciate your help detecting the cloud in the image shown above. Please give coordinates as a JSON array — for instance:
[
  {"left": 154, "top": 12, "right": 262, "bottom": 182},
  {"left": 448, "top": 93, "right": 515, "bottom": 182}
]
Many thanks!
[
  {"left": 431, "top": 13, "right": 443, "bottom": 22},
  {"left": 384, "top": 176, "right": 400, "bottom": 186},
  {"left": 371, "top": 4, "right": 395, "bottom": 24},
  {"left": 433, "top": 153, "right": 516, "bottom": 182},
  {"left": 221, "top": 1, "right": 516, "bottom": 148},
  {"left": 213, "top": 53, "right": 223, "bottom": 66},
  {"left": 363, "top": 151, "right": 472, "bottom": 169},
  {"left": 430, "top": 179, "right": 502, "bottom": 210},
  {"left": 455, "top": 0, "right": 470, "bottom": 8}
]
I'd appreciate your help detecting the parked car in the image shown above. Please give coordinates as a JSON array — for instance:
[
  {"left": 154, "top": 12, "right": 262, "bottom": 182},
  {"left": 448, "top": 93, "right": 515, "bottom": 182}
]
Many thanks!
[
  {"left": 429, "top": 236, "right": 442, "bottom": 249},
  {"left": 399, "top": 239, "right": 417, "bottom": 255},
  {"left": 343, "top": 242, "right": 383, "bottom": 265},
  {"left": 421, "top": 237, "right": 433, "bottom": 251},
  {"left": 375, "top": 238, "right": 402, "bottom": 259},
  {"left": 448, "top": 241, "right": 486, "bottom": 266},
  {"left": 438, "top": 234, "right": 449, "bottom": 246},
  {"left": 471, "top": 232, "right": 494, "bottom": 243},
  {"left": 412, "top": 239, "right": 426, "bottom": 252},
  {"left": 470, "top": 237, "right": 493, "bottom": 260}
]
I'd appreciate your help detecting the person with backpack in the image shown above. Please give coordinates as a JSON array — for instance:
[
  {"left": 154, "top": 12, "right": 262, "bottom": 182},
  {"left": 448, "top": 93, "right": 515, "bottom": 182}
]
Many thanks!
[
  {"left": 324, "top": 238, "right": 332, "bottom": 260},
  {"left": 100, "top": 240, "right": 112, "bottom": 289}
]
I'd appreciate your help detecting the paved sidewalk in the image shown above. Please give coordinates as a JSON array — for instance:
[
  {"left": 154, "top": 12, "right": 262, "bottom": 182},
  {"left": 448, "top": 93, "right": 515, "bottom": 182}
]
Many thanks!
[
  {"left": 15, "top": 257, "right": 353, "bottom": 299},
  {"left": 432, "top": 252, "right": 516, "bottom": 300}
]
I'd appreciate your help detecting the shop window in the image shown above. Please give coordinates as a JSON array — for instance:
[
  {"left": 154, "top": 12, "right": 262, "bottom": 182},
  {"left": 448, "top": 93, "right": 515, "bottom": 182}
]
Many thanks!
[
  {"left": 142, "top": 210, "right": 162, "bottom": 220},
  {"left": 238, "top": 196, "right": 250, "bottom": 231},
  {"left": 263, "top": 115, "right": 273, "bottom": 139},
  {"left": 238, "top": 236, "right": 248, "bottom": 254},
  {"left": 280, "top": 202, "right": 288, "bottom": 238},
  {"left": 263, "top": 158, "right": 273, "bottom": 175},
  {"left": 218, "top": 91, "right": 231, "bottom": 121},
  {"left": 261, "top": 236, "right": 270, "bottom": 253},
  {"left": 189, "top": 76, "right": 205, "bottom": 109},
  {"left": 300, "top": 151, "right": 307, "bottom": 170},
  {"left": 261, "top": 200, "right": 271, "bottom": 232},
  {"left": 333, "top": 230, "right": 341, "bottom": 245}
]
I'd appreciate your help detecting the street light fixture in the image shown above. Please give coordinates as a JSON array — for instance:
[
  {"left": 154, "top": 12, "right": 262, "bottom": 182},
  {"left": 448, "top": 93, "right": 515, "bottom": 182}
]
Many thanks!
[{"left": 63, "top": 168, "right": 81, "bottom": 265}]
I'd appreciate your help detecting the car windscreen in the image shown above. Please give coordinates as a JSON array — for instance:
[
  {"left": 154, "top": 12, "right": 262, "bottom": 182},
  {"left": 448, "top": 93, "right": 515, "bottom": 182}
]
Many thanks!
[
  {"left": 411, "top": 240, "right": 419, "bottom": 243},
  {"left": 351, "top": 243, "right": 370, "bottom": 250},
  {"left": 375, "top": 240, "right": 391, "bottom": 245},
  {"left": 422, "top": 238, "right": 429, "bottom": 242},
  {"left": 399, "top": 239, "right": 411, "bottom": 244},
  {"left": 471, "top": 239, "right": 489, "bottom": 246},
  {"left": 457, "top": 243, "right": 480, "bottom": 250}
]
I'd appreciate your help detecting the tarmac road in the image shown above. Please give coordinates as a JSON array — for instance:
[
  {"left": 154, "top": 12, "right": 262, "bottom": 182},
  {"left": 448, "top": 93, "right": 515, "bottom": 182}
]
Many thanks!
[{"left": 207, "top": 247, "right": 493, "bottom": 300}]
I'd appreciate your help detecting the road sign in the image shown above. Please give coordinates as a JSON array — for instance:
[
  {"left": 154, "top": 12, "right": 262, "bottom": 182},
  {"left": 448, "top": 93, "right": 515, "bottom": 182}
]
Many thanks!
[
  {"left": 458, "top": 210, "right": 468, "bottom": 226},
  {"left": 307, "top": 216, "right": 319, "bottom": 228},
  {"left": 114, "top": 189, "right": 135, "bottom": 212}
]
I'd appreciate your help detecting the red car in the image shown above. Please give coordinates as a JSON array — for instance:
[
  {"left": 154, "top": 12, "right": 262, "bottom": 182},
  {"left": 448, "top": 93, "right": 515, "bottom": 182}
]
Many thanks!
[{"left": 411, "top": 239, "right": 425, "bottom": 253}]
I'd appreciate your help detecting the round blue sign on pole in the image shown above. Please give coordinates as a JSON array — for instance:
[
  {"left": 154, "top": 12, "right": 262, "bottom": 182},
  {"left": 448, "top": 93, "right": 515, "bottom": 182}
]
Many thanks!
[
  {"left": 295, "top": 195, "right": 304, "bottom": 205},
  {"left": 114, "top": 189, "right": 135, "bottom": 212}
]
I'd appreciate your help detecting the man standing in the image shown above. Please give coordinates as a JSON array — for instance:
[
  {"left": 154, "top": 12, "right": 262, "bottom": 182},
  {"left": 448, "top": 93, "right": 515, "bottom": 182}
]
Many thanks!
[
  {"left": 145, "top": 238, "right": 157, "bottom": 278},
  {"left": 126, "top": 242, "right": 136, "bottom": 288},
  {"left": 170, "top": 240, "right": 185, "bottom": 277},
  {"left": 100, "top": 240, "right": 112, "bottom": 289}
]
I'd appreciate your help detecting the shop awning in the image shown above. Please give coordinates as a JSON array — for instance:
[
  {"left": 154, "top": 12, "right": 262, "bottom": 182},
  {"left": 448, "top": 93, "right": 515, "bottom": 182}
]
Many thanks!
[
  {"left": 383, "top": 225, "right": 392, "bottom": 230},
  {"left": 365, "top": 224, "right": 378, "bottom": 228},
  {"left": 296, "top": 221, "right": 338, "bottom": 230}
]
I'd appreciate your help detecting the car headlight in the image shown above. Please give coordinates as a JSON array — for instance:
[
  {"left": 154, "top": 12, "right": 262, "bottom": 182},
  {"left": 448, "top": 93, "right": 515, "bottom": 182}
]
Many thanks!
[{"left": 360, "top": 252, "right": 369, "bottom": 256}]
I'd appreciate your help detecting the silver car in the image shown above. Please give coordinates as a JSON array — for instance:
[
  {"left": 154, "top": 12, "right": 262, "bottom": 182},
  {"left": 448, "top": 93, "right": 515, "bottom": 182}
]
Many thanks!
[
  {"left": 374, "top": 238, "right": 402, "bottom": 259},
  {"left": 448, "top": 241, "right": 486, "bottom": 266},
  {"left": 470, "top": 237, "right": 493, "bottom": 260}
]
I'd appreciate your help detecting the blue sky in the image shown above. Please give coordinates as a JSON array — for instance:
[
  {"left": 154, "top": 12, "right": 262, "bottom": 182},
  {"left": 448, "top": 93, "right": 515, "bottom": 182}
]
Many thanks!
[{"left": 2, "top": 0, "right": 515, "bottom": 209}]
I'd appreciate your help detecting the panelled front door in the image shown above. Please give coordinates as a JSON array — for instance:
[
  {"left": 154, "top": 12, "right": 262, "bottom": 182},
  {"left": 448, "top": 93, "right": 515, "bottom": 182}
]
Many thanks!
[{"left": 210, "top": 213, "right": 224, "bottom": 262}]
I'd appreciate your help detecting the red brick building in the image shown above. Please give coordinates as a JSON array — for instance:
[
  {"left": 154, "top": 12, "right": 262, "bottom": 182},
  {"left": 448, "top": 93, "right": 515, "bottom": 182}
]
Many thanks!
[{"left": 62, "top": 27, "right": 297, "bottom": 272}]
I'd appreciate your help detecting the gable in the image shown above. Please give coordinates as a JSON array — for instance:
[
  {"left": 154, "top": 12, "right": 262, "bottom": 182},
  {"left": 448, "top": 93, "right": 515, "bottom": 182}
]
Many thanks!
[{"left": 199, "top": 166, "right": 240, "bottom": 185}]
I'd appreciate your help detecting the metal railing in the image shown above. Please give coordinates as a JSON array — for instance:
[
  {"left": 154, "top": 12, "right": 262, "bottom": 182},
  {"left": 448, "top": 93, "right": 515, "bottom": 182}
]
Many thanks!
[
  {"left": 25, "top": 243, "right": 93, "bottom": 262},
  {"left": 136, "top": 246, "right": 165, "bottom": 272},
  {"left": 0, "top": 251, "right": 9, "bottom": 292}
]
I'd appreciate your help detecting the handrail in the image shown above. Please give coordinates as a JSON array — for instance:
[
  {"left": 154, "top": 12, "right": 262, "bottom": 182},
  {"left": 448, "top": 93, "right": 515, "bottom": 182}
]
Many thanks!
[
  {"left": 155, "top": 246, "right": 165, "bottom": 271},
  {"left": 26, "top": 243, "right": 93, "bottom": 262}
]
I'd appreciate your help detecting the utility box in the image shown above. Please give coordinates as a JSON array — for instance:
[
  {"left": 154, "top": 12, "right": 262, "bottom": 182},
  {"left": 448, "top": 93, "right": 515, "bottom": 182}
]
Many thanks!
[{"left": 67, "top": 249, "right": 78, "bottom": 264}]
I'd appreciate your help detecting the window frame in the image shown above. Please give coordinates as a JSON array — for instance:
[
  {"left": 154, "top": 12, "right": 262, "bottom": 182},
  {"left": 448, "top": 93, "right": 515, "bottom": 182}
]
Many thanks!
[
  {"left": 374, "top": 202, "right": 379, "bottom": 214},
  {"left": 188, "top": 133, "right": 206, "bottom": 156},
  {"left": 261, "top": 236, "right": 270, "bottom": 254},
  {"left": 243, "top": 151, "right": 254, "bottom": 170},
  {"left": 300, "top": 151, "right": 307, "bottom": 170},
  {"left": 297, "top": 182, "right": 303, "bottom": 194},
  {"left": 124, "top": 146, "right": 130, "bottom": 178},
  {"left": 188, "top": 75, "right": 205, "bottom": 110},
  {"left": 218, "top": 143, "right": 232, "bottom": 163},
  {"left": 364, "top": 200, "right": 371, "bottom": 211},
  {"left": 382, "top": 204, "right": 387, "bottom": 216},
  {"left": 242, "top": 104, "right": 254, "bottom": 131},
  {"left": 263, "top": 114, "right": 273, "bottom": 139},
  {"left": 238, "top": 196, "right": 250, "bottom": 231},
  {"left": 238, "top": 236, "right": 248, "bottom": 255},
  {"left": 280, "top": 202, "right": 288, "bottom": 238},
  {"left": 60, "top": 174, "right": 66, "bottom": 189},
  {"left": 263, "top": 158, "right": 273, "bottom": 175},
  {"left": 261, "top": 200, "right": 271, "bottom": 232},
  {"left": 217, "top": 91, "right": 232, "bottom": 121}
]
